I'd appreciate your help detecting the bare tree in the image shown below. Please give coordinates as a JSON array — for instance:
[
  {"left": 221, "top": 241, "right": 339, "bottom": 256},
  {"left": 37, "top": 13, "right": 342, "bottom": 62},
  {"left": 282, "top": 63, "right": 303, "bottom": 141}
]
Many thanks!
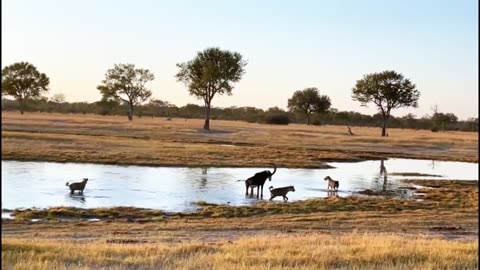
[{"left": 431, "top": 104, "right": 439, "bottom": 130}]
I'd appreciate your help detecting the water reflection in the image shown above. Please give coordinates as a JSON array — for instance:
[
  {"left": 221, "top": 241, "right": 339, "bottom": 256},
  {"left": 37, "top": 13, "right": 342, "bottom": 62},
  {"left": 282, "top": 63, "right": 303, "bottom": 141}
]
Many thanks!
[
  {"left": 327, "top": 190, "right": 338, "bottom": 198},
  {"left": 199, "top": 167, "right": 208, "bottom": 189},
  {"left": 380, "top": 160, "right": 388, "bottom": 191},
  {"left": 68, "top": 194, "right": 86, "bottom": 204},
  {"left": 1, "top": 159, "right": 478, "bottom": 212},
  {"left": 380, "top": 160, "right": 387, "bottom": 174}
]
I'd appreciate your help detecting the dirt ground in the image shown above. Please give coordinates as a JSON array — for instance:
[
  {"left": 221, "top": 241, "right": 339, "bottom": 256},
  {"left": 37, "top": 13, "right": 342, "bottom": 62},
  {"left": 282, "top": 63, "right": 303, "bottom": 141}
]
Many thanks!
[{"left": 2, "top": 112, "right": 478, "bottom": 168}]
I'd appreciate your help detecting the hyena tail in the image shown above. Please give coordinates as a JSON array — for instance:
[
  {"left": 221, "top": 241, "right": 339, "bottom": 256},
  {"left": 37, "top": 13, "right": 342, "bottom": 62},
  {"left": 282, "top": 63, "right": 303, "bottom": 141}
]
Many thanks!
[{"left": 65, "top": 182, "right": 70, "bottom": 186}]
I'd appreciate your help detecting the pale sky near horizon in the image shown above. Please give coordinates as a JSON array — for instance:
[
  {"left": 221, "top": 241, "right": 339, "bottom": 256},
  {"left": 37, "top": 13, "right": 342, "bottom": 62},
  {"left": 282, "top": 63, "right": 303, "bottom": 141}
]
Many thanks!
[{"left": 2, "top": 0, "right": 478, "bottom": 119}]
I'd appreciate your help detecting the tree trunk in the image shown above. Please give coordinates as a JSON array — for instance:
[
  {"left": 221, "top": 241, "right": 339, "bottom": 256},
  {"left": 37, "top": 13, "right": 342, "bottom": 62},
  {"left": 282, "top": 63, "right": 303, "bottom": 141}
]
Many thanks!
[
  {"left": 381, "top": 116, "right": 388, "bottom": 137},
  {"left": 306, "top": 112, "right": 311, "bottom": 125},
  {"left": 128, "top": 104, "right": 134, "bottom": 121},
  {"left": 204, "top": 103, "right": 211, "bottom": 130},
  {"left": 19, "top": 99, "right": 25, "bottom": 115}
]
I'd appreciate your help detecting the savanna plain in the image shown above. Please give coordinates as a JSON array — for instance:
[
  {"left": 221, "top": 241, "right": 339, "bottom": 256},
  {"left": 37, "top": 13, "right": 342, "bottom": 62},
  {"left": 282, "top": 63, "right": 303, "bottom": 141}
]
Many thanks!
[{"left": 2, "top": 112, "right": 479, "bottom": 269}]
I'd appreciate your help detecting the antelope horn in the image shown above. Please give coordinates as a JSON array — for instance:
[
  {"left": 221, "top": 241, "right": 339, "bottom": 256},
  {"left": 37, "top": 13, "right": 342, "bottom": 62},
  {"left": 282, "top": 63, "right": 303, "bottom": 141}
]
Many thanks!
[{"left": 270, "top": 164, "right": 277, "bottom": 175}]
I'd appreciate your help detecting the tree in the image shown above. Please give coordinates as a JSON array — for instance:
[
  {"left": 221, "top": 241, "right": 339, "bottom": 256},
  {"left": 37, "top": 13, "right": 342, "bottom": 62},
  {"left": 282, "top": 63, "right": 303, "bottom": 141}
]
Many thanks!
[
  {"left": 287, "top": 87, "right": 331, "bottom": 125},
  {"left": 436, "top": 112, "right": 458, "bottom": 130},
  {"left": 430, "top": 104, "right": 439, "bottom": 130},
  {"left": 1, "top": 62, "right": 50, "bottom": 114},
  {"left": 97, "top": 64, "right": 154, "bottom": 121},
  {"left": 96, "top": 98, "right": 120, "bottom": 116},
  {"left": 402, "top": 113, "right": 417, "bottom": 129},
  {"left": 266, "top": 106, "right": 286, "bottom": 114},
  {"left": 352, "top": 70, "right": 420, "bottom": 136},
  {"left": 175, "top": 47, "right": 247, "bottom": 130},
  {"left": 466, "top": 117, "right": 478, "bottom": 132},
  {"left": 51, "top": 93, "right": 66, "bottom": 103},
  {"left": 148, "top": 99, "right": 176, "bottom": 117}
]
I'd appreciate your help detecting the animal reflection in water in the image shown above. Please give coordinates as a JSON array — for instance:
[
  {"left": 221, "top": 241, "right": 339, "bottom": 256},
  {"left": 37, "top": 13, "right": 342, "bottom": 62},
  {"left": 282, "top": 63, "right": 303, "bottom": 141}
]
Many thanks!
[
  {"left": 379, "top": 160, "right": 388, "bottom": 191},
  {"left": 198, "top": 168, "right": 208, "bottom": 189},
  {"left": 238, "top": 165, "right": 277, "bottom": 199},
  {"left": 68, "top": 194, "right": 86, "bottom": 204},
  {"left": 327, "top": 190, "right": 339, "bottom": 197}
]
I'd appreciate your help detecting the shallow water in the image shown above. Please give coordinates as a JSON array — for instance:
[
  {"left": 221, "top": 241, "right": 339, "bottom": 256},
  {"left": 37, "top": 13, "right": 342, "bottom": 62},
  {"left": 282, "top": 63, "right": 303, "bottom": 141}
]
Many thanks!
[{"left": 1, "top": 159, "right": 477, "bottom": 212}]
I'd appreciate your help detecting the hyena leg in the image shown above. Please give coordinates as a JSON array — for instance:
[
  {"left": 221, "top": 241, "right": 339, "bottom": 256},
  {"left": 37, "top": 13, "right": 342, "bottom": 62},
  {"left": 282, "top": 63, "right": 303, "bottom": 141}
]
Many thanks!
[
  {"left": 283, "top": 195, "right": 288, "bottom": 202},
  {"left": 269, "top": 195, "right": 276, "bottom": 201}
]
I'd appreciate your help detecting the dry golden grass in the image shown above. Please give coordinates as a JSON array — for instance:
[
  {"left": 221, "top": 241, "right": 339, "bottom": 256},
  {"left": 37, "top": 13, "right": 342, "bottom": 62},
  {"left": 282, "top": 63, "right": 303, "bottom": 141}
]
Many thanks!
[
  {"left": 2, "top": 233, "right": 478, "bottom": 270},
  {"left": 2, "top": 112, "right": 478, "bottom": 167}
]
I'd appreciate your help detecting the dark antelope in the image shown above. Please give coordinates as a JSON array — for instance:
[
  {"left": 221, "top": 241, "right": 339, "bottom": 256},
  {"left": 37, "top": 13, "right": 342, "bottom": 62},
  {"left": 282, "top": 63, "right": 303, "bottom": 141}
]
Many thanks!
[{"left": 243, "top": 165, "right": 277, "bottom": 198}]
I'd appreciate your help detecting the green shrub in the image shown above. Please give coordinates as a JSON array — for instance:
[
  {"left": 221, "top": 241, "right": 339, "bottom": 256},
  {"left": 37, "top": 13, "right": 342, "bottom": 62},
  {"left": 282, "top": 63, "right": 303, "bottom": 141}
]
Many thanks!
[
  {"left": 312, "top": 119, "right": 322, "bottom": 126},
  {"left": 265, "top": 113, "right": 290, "bottom": 125}
]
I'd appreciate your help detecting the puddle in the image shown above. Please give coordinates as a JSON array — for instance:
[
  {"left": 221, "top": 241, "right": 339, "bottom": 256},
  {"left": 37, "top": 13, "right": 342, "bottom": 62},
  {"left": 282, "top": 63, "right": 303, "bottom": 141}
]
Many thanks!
[
  {"left": 2, "top": 212, "right": 13, "bottom": 219},
  {"left": 1, "top": 159, "right": 477, "bottom": 213}
]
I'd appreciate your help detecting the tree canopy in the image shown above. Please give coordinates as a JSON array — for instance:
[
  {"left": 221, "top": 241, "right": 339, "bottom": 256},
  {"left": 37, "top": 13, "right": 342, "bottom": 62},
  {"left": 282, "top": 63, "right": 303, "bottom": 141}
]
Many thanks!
[
  {"left": 1, "top": 62, "right": 50, "bottom": 114},
  {"left": 175, "top": 47, "right": 246, "bottom": 130},
  {"left": 352, "top": 70, "right": 420, "bottom": 136},
  {"left": 287, "top": 87, "right": 331, "bottom": 125},
  {"left": 97, "top": 63, "right": 154, "bottom": 121},
  {"left": 51, "top": 93, "right": 66, "bottom": 103}
]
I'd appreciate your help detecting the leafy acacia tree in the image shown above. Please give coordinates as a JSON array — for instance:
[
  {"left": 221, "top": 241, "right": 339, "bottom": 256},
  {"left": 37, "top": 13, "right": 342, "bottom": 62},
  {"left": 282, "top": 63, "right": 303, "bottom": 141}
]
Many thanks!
[
  {"left": 97, "top": 64, "right": 154, "bottom": 121},
  {"left": 352, "top": 70, "right": 420, "bottom": 136},
  {"left": 176, "top": 47, "right": 247, "bottom": 130},
  {"left": 287, "top": 87, "right": 331, "bottom": 125},
  {"left": 1, "top": 62, "right": 50, "bottom": 114}
]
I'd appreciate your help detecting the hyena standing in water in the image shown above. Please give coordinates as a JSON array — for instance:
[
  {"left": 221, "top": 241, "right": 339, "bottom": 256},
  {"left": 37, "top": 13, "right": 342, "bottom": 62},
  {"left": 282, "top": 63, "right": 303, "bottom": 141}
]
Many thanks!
[
  {"left": 324, "top": 176, "right": 339, "bottom": 190},
  {"left": 66, "top": 178, "right": 89, "bottom": 194},
  {"left": 269, "top": 185, "right": 295, "bottom": 202}
]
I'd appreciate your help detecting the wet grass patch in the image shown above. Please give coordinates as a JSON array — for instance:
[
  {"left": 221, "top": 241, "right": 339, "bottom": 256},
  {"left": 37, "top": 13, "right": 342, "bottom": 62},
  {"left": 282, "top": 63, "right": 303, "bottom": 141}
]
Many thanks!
[
  {"left": 390, "top": 172, "right": 443, "bottom": 177},
  {"left": 12, "top": 207, "right": 166, "bottom": 221}
]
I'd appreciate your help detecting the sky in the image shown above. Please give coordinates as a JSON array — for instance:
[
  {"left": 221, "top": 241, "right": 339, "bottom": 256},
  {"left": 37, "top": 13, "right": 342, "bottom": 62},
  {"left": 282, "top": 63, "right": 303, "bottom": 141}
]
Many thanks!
[{"left": 2, "top": 0, "right": 478, "bottom": 120}]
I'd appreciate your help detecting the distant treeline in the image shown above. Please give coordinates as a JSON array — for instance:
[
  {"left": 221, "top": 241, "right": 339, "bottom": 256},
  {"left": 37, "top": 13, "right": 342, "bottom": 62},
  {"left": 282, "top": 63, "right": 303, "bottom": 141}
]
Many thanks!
[{"left": 2, "top": 98, "right": 478, "bottom": 132}]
